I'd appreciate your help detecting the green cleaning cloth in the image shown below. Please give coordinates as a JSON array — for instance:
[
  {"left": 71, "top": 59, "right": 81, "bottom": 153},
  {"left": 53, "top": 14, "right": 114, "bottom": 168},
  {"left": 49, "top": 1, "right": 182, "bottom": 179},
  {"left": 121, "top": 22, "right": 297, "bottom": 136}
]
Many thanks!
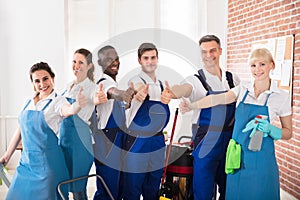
[{"left": 225, "top": 139, "right": 241, "bottom": 174}]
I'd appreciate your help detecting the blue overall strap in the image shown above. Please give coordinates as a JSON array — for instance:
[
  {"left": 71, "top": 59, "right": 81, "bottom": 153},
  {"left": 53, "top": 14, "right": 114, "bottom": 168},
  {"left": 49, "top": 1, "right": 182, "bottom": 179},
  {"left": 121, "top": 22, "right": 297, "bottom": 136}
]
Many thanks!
[
  {"left": 41, "top": 93, "right": 56, "bottom": 111},
  {"left": 91, "top": 78, "right": 106, "bottom": 133},
  {"left": 96, "top": 77, "right": 106, "bottom": 85},
  {"left": 22, "top": 99, "right": 32, "bottom": 111},
  {"left": 139, "top": 76, "right": 164, "bottom": 92},
  {"left": 158, "top": 80, "right": 164, "bottom": 92},
  {"left": 61, "top": 90, "right": 67, "bottom": 96},
  {"left": 225, "top": 71, "right": 235, "bottom": 89},
  {"left": 23, "top": 93, "right": 56, "bottom": 111},
  {"left": 194, "top": 69, "right": 235, "bottom": 91},
  {"left": 41, "top": 99, "right": 53, "bottom": 111},
  {"left": 241, "top": 90, "right": 271, "bottom": 106},
  {"left": 264, "top": 93, "right": 271, "bottom": 106},
  {"left": 241, "top": 90, "right": 250, "bottom": 103},
  {"left": 194, "top": 69, "right": 212, "bottom": 92}
]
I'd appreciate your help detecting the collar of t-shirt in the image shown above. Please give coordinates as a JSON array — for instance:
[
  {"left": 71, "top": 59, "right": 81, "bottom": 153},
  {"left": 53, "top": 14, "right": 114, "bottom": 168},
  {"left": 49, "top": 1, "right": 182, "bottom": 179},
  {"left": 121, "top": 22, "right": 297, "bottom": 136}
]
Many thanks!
[{"left": 138, "top": 71, "right": 161, "bottom": 101}]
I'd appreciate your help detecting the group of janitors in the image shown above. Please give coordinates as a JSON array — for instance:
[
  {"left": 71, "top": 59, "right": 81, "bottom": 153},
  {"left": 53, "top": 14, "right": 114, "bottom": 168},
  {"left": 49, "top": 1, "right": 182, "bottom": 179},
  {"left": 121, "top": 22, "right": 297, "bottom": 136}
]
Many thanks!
[{"left": 0, "top": 34, "right": 292, "bottom": 200}]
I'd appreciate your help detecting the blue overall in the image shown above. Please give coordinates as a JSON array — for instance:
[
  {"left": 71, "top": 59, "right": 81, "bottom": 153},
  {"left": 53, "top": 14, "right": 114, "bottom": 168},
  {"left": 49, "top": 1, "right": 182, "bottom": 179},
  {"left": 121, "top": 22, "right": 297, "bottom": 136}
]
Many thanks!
[
  {"left": 93, "top": 100, "right": 126, "bottom": 200},
  {"left": 6, "top": 98, "right": 69, "bottom": 200},
  {"left": 59, "top": 97, "right": 94, "bottom": 193},
  {"left": 226, "top": 90, "right": 280, "bottom": 200},
  {"left": 123, "top": 81, "right": 170, "bottom": 200},
  {"left": 193, "top": 70, "right": 235, "bottom": 200}
]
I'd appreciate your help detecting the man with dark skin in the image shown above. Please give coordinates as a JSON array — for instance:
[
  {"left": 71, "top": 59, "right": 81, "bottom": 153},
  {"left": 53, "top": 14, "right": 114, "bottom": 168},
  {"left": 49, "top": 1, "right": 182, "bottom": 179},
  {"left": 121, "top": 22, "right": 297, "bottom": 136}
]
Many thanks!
[{"left": 93, "top": 45, "right": 134, "bottom": 200}]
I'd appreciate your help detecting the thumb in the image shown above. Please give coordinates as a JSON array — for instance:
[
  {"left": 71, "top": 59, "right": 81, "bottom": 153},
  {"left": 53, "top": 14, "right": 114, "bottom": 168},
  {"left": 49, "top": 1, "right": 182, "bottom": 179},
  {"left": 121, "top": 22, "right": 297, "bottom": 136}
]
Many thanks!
[
  {"left": 79, "top": 86, "right": 83, "bottom": 95},
  {"left": 165, "top": 80, "right": 170, "bottom": 90},
  {"left": 182, "top": 96, "right": 188, "bottom": 104},
  {"left": 144, "top": 84, "right": 149, "bottom": 93},
  {"left": 98, "top": 83, "right": 103, "bottom": 92},
  {"left": 129, "top": 82, "right": 134, "bottom": 90}
]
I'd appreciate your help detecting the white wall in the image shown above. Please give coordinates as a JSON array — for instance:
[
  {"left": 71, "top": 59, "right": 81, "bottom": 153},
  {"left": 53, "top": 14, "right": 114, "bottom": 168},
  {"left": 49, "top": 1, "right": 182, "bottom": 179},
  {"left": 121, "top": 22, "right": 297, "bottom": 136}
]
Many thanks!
[
  {"left": 0, "top": 0, "right": 228, "bottom": 166},
  {"left": 207, "top": 0, "right": 229, "bottom": 68},
  {"left": 0, "top": 0, "right": 67, "bottom": 167}
]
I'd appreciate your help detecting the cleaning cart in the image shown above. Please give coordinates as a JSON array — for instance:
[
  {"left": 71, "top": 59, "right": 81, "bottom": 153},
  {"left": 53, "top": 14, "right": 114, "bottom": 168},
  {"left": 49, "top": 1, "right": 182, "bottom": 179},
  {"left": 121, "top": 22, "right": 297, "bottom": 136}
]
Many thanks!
[
  {"left": 57, "top": 174, "right": 114, "bottom": 200},
  {"left": 159, "top": 108, "right": 194, "bottom": 200}
]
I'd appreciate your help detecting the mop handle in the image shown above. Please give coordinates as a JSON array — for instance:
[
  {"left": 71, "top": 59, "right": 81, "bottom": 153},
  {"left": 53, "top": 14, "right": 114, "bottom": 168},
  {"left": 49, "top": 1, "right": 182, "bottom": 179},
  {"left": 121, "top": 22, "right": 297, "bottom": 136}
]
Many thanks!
[{"left": 161, "top": 108, "right": 179, "bottom": 185}]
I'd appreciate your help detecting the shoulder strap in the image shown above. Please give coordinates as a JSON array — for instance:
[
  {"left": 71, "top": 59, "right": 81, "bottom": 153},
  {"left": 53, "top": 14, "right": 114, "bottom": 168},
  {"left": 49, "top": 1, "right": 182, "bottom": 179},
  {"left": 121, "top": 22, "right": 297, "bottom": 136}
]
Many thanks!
[
  {"left": 96, "top": 77, "right": 106, "bottom": 84},
  {"left": 225, "top": 71, "right": 235, "bottom": 89},
  {"left": 139, "top": 76, "right": 164, "bottom": 95},
  {"left": 158, "top": 80, "right": 164, "bottom": 93},
  {"left": 194, "top": 69, "right": 212, "bottom": 92},
  {"left": 90, "top": 78, "right": 106, "bottom": 133},
  {"left": 22, "top": 99, "right": 32, "bottom": 111}
]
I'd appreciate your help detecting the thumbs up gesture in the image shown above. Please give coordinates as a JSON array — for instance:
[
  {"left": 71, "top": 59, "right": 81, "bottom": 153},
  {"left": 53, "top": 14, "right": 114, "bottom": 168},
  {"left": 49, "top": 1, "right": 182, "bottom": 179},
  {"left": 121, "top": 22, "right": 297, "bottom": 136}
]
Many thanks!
[
  {"left": 76, "top": 87, "right": 88, "bottom": 108},
  {"left": 123, "top": 82, "right": 135, "bottom": 106},
  {"left": 179, "top": 97, "right": 192, "bottom": 114},
  {"left": 135, "top": 84, "right": 149, "bottom": 102},
  {"left": 161, "top": 81, "right": 173, "bottom": 104},
  {"left": 94, "top": 83, "right": 108, "bottom": 105}
]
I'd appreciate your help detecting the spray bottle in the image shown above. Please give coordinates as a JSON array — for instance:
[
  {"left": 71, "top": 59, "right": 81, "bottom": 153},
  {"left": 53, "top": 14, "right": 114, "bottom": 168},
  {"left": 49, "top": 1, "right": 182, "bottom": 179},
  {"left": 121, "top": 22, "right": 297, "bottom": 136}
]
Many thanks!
[
  {"left": 248, "top": 115, "right": 268, "bottom": 152},
  {"left": 0, "top": 163, "right": 11, "bottom": 187}
]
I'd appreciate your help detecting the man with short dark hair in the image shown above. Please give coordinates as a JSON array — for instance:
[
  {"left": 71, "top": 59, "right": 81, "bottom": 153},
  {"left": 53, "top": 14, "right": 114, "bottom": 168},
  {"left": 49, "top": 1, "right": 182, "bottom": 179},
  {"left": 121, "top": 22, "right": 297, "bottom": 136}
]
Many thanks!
[
  {"left": 122, "top": 43, "right": 170, "bottom": 200},
  {"left": 93, "top": 45, "right": 134, "bottom": 200}
]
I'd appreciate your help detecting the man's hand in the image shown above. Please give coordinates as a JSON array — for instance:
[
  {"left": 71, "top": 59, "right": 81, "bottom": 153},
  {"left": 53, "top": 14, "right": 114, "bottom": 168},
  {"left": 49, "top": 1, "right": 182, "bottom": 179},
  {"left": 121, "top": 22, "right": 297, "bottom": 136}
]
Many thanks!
[
  {"left": 135, "top": 84, "right": 149, "bottom": 102},
  {"left": 123, "top": 82, "right": 135, "bottom": 106},
  {"left": 161, "top": 81, "right": 173, "bottom": 104}
]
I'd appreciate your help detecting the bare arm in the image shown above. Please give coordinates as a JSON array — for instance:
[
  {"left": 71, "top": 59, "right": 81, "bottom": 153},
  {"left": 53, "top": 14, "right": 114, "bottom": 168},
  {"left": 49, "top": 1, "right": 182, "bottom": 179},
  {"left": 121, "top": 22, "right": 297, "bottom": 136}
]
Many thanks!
[
  {"left": 61, "top": 87, "right": 88, "bottom": 117},
  {"left": 279, "top": 114, "right": 292, "bottom": 140},
  {"left": 108, "top": 84, "right": 134, "bottom": 102},
  {"left": 161, "top": 81, "right": 192, "bottom": 104},
  {"left": 0, "top": 126, "right": 21, "bottom": 165},
  {"left": 191, "top": 90, "right": 237, "bottom": 109},
  {"left": 171, "top": 83, "right": 193, "bottom": 98}
]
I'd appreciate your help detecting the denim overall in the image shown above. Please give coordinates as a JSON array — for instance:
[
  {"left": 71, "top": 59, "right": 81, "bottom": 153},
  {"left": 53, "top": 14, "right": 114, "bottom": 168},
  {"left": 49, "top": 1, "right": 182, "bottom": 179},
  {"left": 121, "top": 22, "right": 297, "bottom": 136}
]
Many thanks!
[
  {"left": 226, "top": 90, "right": 279, "bottom": 200},
  {"left": 193, "top": 70, "right": 235, "bottom": 200},
  {"left": 6, "top": 98, "right": 69, "bottom": 200},
  {"left": 59, "top": 97, "right": 94, "bottom": 193},
  {"left": 93, "top": 99, "right": 126, "bottom": 200},
  {"left": 122, "top": 79, "right": 170, "bottom": 200}
]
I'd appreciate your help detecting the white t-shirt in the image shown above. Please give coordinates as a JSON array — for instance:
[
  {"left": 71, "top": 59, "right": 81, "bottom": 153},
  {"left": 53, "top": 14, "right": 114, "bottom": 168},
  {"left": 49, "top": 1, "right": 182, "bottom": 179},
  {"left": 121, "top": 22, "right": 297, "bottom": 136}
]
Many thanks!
[
  {"left": 183, "top": 68, "right": 240, "bottom": 123},
  {"left": 95, "top": 74, "right": 118, "bottom": 129},
  {"left": 126, "top": 71, "right": 163, "bottom": 127},
  {"left": 231, "top": 80, "right": 292, "bottom": 122},
  {"left": 63, "top": 78, "right": 96, "bottom": 124},
  {"left": 23, "top": 91, "right": 68, "bottom": 135}
]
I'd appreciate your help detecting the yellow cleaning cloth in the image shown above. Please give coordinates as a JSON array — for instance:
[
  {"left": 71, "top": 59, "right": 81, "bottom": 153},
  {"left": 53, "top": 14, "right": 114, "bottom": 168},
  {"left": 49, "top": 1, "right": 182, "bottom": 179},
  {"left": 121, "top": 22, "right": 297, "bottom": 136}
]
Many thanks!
[{"left": 225, "top": 139, "right": 241, "bottom": 174}]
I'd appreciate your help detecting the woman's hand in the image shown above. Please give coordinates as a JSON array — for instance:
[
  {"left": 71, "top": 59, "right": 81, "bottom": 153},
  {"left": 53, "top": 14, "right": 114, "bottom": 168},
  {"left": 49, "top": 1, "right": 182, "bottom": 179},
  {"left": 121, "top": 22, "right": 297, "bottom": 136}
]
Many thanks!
[
  {"left": 76, "top": 87, "right": 88, "bottom": 108},
  {"left": 94, "top": 83, "right": 108, "bottom": 105}
]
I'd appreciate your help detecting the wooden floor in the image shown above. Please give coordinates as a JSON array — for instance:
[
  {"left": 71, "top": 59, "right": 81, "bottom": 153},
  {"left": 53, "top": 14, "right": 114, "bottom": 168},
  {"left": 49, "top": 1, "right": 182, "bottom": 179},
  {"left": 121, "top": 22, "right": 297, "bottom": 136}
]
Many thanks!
[
  {"left": 0, "top": 166, "right": 97, "bottom": 200},
  {"left": 0, "top": 165, "right": 297, "bottom": 200}
]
